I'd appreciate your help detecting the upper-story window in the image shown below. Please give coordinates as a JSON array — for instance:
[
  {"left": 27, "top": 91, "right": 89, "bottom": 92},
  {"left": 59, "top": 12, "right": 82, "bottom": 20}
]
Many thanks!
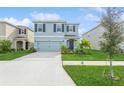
[
  {"left": 37, "top": 24, "right": 45, "bottom": 32},
  {"left": 67, "top": 25, "right": 76, "bottom": 32},
  {"left": 18, "top": 28, "right": 27, "bottom": 34},
  {"left": 38, "top": 24, "right": 43, "bottom": 32},
  {"left": 54, "top": 24, "right": 64, "bottom": 32},
  {"left": 19, "top": 29, "right": 21, "bottom": 34},
  {"left": 69, "top": 25, "right": 73, "bottom": 32},
  {"left": 56, "top": 24, "right": 62, "bottom": 32}
]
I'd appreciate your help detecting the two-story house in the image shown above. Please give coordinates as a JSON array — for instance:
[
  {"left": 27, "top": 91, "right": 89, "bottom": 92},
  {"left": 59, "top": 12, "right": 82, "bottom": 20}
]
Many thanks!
[
  {"left": 0, "top": 21, "right": 34, "bottom": 50},
  {"left": 33, "top": 20, "right": 79, "bottom": 52}
]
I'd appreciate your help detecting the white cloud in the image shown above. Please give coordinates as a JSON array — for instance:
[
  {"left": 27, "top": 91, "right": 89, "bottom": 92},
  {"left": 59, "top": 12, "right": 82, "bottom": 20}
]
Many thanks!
[
  {"left": 84, "top": 14, "right": 100, "bottom": 22},
  {"left": 31, "top": 12, "right": 61, "bottom": 21},
  {"left": 0, "top": 12, "right": 62, "bottom": 29},
  {"left": 0, "top": 17, "right": 33, "bottom": 28}
]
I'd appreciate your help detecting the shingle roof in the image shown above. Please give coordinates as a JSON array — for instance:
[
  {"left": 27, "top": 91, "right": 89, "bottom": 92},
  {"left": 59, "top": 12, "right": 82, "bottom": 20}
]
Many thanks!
[
  {"left": 0, "top": 21, "right": 33, "bottom": 31},
  {"left": 0, "top": 21, "right": 18, "bottom": 28}
]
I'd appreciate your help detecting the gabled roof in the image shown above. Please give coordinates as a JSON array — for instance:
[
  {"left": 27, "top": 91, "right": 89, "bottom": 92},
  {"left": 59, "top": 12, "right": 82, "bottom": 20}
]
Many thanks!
[
  {"left": 0, "top": 21, "right": 33, "bottom": 31},
  {"left": 17, "top": 25, "right": 33, "bottom": 32},
  {"left": 0, "top": 21, "right": 18, "bottom": 28},
  {"left": 81, "top": 19, "right": 124, "bottom": 38},
  {"left": 82, "top": 21, "right": 124, "bottom": 37},
  {"left": 82, "top": 24, "right": 101, "bottom": 36}
]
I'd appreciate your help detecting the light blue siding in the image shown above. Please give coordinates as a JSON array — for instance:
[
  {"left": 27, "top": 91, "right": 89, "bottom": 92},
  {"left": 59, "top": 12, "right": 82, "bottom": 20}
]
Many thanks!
[{"left": 33, "top": 21, "right": 79, "bottom": 51}]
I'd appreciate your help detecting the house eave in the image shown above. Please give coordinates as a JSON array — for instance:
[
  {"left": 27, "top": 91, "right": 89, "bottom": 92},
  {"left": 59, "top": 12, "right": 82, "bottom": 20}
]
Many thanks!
[{"left": 33, "top": 20, "right": 66, "bottom": 23}]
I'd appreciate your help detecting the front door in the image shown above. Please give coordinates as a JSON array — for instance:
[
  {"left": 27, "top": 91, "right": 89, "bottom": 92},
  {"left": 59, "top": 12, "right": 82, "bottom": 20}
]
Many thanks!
[
  {"left": 69, "top": 40, "right": 74, "bottom": 50},
  {"left": 26, "top": 42, "right": 28, "bottom": 50}
]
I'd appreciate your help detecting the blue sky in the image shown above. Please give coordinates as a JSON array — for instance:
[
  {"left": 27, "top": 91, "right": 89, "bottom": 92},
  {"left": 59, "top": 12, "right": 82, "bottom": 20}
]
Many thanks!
[{"left": 0, "top": 7, "right": 116, "bottom": 36}]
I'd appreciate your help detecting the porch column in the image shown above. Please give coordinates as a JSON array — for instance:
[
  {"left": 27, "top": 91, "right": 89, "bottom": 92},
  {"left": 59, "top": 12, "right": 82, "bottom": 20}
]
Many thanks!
[
  {"left": 64, "top": 39, "right": 67, "bottom": 46},
  {"left": 14, "top": 40, "right": 17, "bottom": 49},
  {"left": 23, "top": 41, "right": 26, "bottom": 50},
  {"left": 66, "top": 39, "right": 69, "bottom": 48},
  {"left": 74, "top": 39, "right": 77, "bottom": 49},
  {"left": 65, "top": 39, "right": 69, "bottom": 48}
]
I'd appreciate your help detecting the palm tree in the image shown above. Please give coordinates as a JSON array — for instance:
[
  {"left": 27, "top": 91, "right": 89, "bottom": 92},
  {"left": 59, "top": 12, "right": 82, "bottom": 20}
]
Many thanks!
[
  {"left": 80, "top": 39, "right": 91, "bottom": 49},
  {"left": 79, "top": 38, "right": 92, "bottom": 54}
]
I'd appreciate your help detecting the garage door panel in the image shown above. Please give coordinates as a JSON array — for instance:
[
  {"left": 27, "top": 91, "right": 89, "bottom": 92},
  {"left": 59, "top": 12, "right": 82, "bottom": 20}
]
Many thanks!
[
  {"left": 37, "top": 41, "right": 62, "bottom": 52},
  {"left": 37, "top": 42, "right": 49, "bottom": 51}
]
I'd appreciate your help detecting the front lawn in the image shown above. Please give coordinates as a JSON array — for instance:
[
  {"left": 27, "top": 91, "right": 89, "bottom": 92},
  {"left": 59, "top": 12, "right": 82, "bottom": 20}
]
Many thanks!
[
  {"left": 64, "top": 65, "right": 124, "bottom": 86},
  {"left": 0, "top": 50, "right": 34, "bottom": 60},
  {"left": 62, "top": 50, "right": 124, "bottom": 61}
]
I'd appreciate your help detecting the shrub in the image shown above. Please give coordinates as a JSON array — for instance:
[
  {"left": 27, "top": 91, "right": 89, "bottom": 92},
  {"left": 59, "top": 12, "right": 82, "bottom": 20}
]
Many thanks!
[
  {"left": 29, "top": 47, "right": 37, "bottom": 52},
  {"left": 74, "top": 39, "right": 92, "bottom": 54},
  {"left": 17, "top": 48, "right": 24, "bottom": 51},
  {"left": 10, "top": 48, "right": 16, "bottom": 52},
  {"left": 0, "top": 39, "right": 12, "bottom": 53},
  {"left": 61, "top": 45, "right": 73, "bottom": 54},
  {"left": 74, "top": 47, "right": 84, "bottom": 54}
]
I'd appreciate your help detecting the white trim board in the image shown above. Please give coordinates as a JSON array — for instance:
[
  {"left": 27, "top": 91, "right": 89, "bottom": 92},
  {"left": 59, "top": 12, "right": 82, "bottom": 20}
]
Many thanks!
[{"left": 34, "top": 36, "right": 64, "bottom": 37}]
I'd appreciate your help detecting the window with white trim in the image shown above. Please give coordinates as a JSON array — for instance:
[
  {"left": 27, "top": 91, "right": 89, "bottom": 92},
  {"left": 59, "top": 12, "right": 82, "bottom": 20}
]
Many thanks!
[
  {"left": 38, "top": 24, "right": 43, "bottom": 32},
  {"left": 69, "top": 25, "right": 73, "bottom": 32},
  {"left": 18, "top": 28, "right": 27, "bottom": 34},
  {"left": 56, "top": 24, "right": 62, "bottom": 32}
]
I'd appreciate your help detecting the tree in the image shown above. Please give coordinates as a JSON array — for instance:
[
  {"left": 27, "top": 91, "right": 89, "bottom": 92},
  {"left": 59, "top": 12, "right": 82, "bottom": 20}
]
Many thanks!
[
  {"left": 100, "top": 8, "right": 124, "bottom": 80},
  {"left": 0, "top": 39, "right": 12, "bottom": 52}
]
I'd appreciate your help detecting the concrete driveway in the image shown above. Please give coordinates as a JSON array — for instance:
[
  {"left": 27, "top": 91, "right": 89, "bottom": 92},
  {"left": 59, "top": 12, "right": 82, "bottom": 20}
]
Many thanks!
[{"left": 0, "top": 52, "right": 75, "bottom": 86}]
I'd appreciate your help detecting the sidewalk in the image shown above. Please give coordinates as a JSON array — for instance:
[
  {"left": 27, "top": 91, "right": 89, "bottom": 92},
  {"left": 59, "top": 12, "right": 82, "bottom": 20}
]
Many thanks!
[{"left": 63, "top": 61, "right": 124, "bottom": 66}]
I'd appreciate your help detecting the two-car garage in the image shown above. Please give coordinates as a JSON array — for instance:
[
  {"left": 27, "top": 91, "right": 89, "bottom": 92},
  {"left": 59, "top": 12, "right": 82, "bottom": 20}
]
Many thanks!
[{"left": 36, "top": 41, "right": 63, "bottom": 52}]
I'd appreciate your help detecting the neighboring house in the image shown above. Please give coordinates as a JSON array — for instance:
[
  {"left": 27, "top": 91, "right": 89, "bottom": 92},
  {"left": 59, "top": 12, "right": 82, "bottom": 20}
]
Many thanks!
[
  {"left": 82, "top": 24, "right": 124, "bottom": 51},
  {"left": 0, "top": 21, "right": 34, "bottom": 50},
  {"left": 33, "top": 20, "right": 79, "bottom": 52}
]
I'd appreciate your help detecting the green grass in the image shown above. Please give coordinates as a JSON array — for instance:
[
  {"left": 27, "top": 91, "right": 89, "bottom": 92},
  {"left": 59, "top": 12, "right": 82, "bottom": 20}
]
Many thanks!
[
  {"left": 64, "top": 65, "right": 124, "bottom": 86},
  {"left": 0, "top": 50, "right": 34, "bottom": 60},
  {"left": 62, "top": 49, "right": 124, "bottom": 61}
]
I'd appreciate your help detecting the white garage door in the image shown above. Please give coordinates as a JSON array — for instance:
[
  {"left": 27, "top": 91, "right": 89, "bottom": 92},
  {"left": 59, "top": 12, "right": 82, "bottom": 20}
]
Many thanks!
[{"left": 37, "top": 41, "right": 62, "bottom": 52}]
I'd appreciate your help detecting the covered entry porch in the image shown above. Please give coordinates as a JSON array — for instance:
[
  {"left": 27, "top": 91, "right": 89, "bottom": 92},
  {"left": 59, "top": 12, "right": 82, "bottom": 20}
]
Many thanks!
[
  {"left": 65, "top": 35, "right": 79, "bottom": 50},
  {"left": 66, "top": 39, "right": 75, "bottom": 50},
  {"left": 14, "top": 38, "right": 29, "bottom": 50}
]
